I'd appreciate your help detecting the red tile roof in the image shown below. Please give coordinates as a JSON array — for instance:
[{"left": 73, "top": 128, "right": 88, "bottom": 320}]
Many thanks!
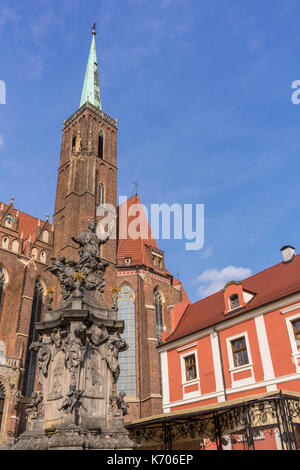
[
  {"left": 117, "top": 194, "right": 159, "bottom": 267},
  {"left": 165, "top": 254, "right": 300, "bottom": 344},
  {"left": 1, "top": 202, "right": 52, "bottom": 254}
]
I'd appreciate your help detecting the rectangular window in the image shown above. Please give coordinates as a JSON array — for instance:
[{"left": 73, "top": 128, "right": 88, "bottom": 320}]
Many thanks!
[
  {"left": 292, "top": 320, "right": 300, "bottom": 351},
  {"left": 231, "top": 337, "right": 249, "bottom": 367},
  {"left": 184, "top": 354, "right": 197, "bottom": 381}
]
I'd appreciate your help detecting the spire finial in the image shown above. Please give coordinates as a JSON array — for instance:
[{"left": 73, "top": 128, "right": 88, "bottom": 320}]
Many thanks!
[{"left": 80, "top": 25, "right": 102, "bottom": 110}]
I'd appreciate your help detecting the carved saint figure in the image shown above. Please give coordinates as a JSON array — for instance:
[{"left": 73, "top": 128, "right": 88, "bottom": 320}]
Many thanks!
[
  {"left": 104, "top": 333, "right": 128, "bottom": 383},
  {"left": 58, "top": 385, "right": 83, "bottom": 415},
  {"left": 63, "top": 325, "right": 86, "bottom": 384},
  {"left": 72, "top": 219, "right": 104, "bottom": 269},
  {"left": 116, "top": 391, "right": 129, "bottom": 416},
  {"left": 87, "top": 323, "right": 108, "bottom": 346},
  {"left": 26, "top": 391, "right": 43, "bottom": 415},
  {"left": 30, "top": 339, "right": 51, "bottom": 379}
]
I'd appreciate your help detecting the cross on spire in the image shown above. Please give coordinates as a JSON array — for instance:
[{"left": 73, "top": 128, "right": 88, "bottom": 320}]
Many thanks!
[{"left": 132, "top": 180, "right": 140, "bottom": 195}]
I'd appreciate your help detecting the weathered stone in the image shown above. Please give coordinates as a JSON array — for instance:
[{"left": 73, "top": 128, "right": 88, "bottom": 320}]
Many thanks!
[{"left": 13, "top": 222, "right": 133, "bottom": 450}]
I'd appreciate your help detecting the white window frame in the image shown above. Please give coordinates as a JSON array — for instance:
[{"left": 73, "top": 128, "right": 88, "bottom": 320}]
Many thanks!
[
  {"left": 226, "top": 332, "right": 255, "bottom": 388},
  {"left": 180, "top": 349, "right": 201, "bottom": 399},
  {"left": 228, "top": 294, "right": 240, "bottom": 312},
  {"left": 285, "top": 312, "right": 300, "bottom": 373}
]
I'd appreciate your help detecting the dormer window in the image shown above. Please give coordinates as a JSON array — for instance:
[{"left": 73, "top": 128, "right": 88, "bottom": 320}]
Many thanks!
[{"left": 230, "top": 294, "right": 240, "bottom": 310}]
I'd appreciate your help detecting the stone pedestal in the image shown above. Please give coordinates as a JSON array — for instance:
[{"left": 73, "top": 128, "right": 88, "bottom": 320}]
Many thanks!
[{"left": 13, "top": 220, "right": 133, "bottom": 450}]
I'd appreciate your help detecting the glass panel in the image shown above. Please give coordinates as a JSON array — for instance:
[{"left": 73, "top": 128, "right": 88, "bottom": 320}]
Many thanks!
[{"left": 117, "top": 286, "right": 136, "bottom": 397}]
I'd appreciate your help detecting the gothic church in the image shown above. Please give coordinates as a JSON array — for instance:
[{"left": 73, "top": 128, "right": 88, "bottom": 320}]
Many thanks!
[{"left": 0, "top": 28, "right": 188, "bottom": 445}]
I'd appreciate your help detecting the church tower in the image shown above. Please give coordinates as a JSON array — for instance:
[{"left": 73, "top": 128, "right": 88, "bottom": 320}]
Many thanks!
[{"left": 53, "top": 26, "right": 117, "bottom": 273}]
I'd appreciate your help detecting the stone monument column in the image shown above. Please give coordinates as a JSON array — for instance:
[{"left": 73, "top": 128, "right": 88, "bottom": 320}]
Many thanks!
[{"left": 14, "top": 220, "right": 133, "bottom": 450}]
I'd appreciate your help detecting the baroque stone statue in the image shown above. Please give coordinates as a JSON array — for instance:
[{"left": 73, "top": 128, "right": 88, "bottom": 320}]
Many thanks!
[{"left": 14, "top": 220, "right": 133, "bottom": 450}]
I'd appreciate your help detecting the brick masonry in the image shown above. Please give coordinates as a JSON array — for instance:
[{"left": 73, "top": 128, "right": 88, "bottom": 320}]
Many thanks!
[{"left": 0, "top": 103, "right": 187, "bottom": 442}]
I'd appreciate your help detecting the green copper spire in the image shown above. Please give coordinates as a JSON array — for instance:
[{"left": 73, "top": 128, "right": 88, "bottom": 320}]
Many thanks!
[{"left": 80, "top": 25, "right": 102, "bottom": 110}]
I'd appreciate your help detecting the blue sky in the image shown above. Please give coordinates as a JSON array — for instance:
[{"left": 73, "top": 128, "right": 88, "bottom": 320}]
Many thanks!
[{"left": 1, "top": 0, "right": 300, "bottom": 302}]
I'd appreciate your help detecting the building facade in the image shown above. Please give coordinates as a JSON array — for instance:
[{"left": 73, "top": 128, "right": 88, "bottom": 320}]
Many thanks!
[
  {"left": 0, "top": 30, "right": 187, "bottom": 446},
  {"left": 158, "top": 246, "right": 300, "bottom": 450}
]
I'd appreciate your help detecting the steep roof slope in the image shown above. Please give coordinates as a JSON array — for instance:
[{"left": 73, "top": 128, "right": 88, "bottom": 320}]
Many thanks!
[{"left": 165, "top": 254, "right": 300, "bottom": 344}]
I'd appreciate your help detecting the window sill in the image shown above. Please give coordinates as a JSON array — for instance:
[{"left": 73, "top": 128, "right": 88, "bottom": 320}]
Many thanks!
[
  {"left": 229, "top": 363, "right": 253, "bottom": 373},
  {"left": 181, "top": 378, "right": 200, "bottom": 387}
]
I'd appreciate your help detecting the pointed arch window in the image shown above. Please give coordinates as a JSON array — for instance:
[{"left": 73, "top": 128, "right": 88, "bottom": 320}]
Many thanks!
[
  {"left": 98, "top": 183, "right": 105, "bottom": 206},
  {"left": 0, "top": 268, "right": 4, "bottom": 320},
  {"left": 22, "top": 280, "right": 44, "bottom": 397},
  {"left": 0, "top": 384, "right": 4, "bottom": 433},
  {"left": 72, "top": 131, "right": 76, "bottom": 151},
  {"left": 117, "top": 286, "right": 136, "bottom": 397},
  {"left": 154, "top": 289, "right": 164, "bottom": 342},
  {"left": 98, "top": 130, "right": 104, "bottom": 159}
]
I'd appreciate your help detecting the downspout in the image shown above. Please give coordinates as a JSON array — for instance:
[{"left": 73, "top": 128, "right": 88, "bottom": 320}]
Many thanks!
[
  {"left": 212, "top": 326, "right": 227, "bottom": 401},
  {"left": 136, "top": 265, "right": 142, "bottom": 419}
]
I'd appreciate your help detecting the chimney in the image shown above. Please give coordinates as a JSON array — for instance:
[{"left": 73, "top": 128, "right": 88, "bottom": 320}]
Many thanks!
[{"left": 280, "top": 245, "right": 296, "bottom": 263}]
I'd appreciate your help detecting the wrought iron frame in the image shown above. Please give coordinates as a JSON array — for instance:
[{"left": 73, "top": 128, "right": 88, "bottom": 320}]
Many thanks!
[{"left": 126, "top": 391, "right": 300, "bottom": 450}]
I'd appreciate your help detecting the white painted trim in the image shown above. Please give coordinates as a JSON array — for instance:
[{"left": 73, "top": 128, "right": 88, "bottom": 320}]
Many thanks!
[
  {"left": 255, "top": 315, "right": 275, "bottom": 381},
  {"left": 285, "top": 312, "right": 300, "bottom": 372},
  {"left": 177, "top": 342, "right": 197, "bottom": 352},
  {"left": 281, "top": 303, "right": 300, "bottom": 315},
  {"left": 163, "top": 371, "right": 300, "bottom": 410},
  {"left": 145, "top": 305, "right": 155, "bottom": 310},
  {"left": 180, "top": 349, "right": 201, "bottom": 399},
  {"left": 160, "top": 351, "right": 170, "bottom": 410},
  {"left": 158, "top": 293, "right": 300, "bottom": 353},
  {"left": 210, "top": 332, "right": 225, "bottom": 394},
  {"left": 226, "top": 332, "right": 254, "bottom": 388},
  {"left": 163, "top": 390, "right": 225, "bottom": 410}
]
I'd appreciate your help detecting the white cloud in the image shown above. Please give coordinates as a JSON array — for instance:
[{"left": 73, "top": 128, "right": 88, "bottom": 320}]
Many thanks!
[
  {"left": 0, "top": 135, "right": 4, "bottom": 147},
  {"left": 194, "top": 266, "right": 252, "bottom": 299},
  {"left": 201, "top": 245, "right": 213, "bottom": 259}
]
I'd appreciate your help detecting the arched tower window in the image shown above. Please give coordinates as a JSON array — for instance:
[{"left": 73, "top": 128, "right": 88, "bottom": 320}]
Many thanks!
[
  {"left": 154, "top": 288, "right": 164, "bottom": 342},
  {"left": 2, "top": 237, "right": 9, "bottom": 250},
  {"left": 22, "top": 280, "right": 44, "bottom": 397},
  {"left": 98, "top": 183, "right": 105, "bottom": 206},
  {"left": 98, "top": 130, "right": 104, "bottom": 159},
  {"left": 72, "top": 131, "right": 76, "bottom": 151},
  {"left": 117, "top": 286, "right": 136, "bottom": 397},
  {"left": 0, "top": 267, "right": 4, "bottom": 320},
  {"left": 0, "top": 384, "right": 4, "bottom": 433},
  {"left": 12, "top": 240, "right": 19, "bottom": 253},
  {"left": 42, "top": 230, "right": 49, "bottom": 243}
]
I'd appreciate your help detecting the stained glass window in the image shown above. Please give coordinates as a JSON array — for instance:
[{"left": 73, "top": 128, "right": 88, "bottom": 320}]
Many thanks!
[
  {"left": 117, "top": 286, "right": 136, "bottom": 397},
  {"left": 0, "top": 268, "right": 4, "bottom": 320},
  {"left": 0, "top": 384, "right": 4, "bottom": 433},
  {"left": 154, "top": 289, "right": 163, "bottom": 342},
  {"left": 98, "top": 183, "right": 105, "bottom": 206},
  {"left": 22, "top": 280, "right": 44, "bottom": 397}
]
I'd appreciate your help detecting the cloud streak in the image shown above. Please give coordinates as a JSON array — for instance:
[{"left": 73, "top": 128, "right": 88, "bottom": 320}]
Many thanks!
[{"left": 194, "top": 266, "right": 252, "bottom": 298}]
